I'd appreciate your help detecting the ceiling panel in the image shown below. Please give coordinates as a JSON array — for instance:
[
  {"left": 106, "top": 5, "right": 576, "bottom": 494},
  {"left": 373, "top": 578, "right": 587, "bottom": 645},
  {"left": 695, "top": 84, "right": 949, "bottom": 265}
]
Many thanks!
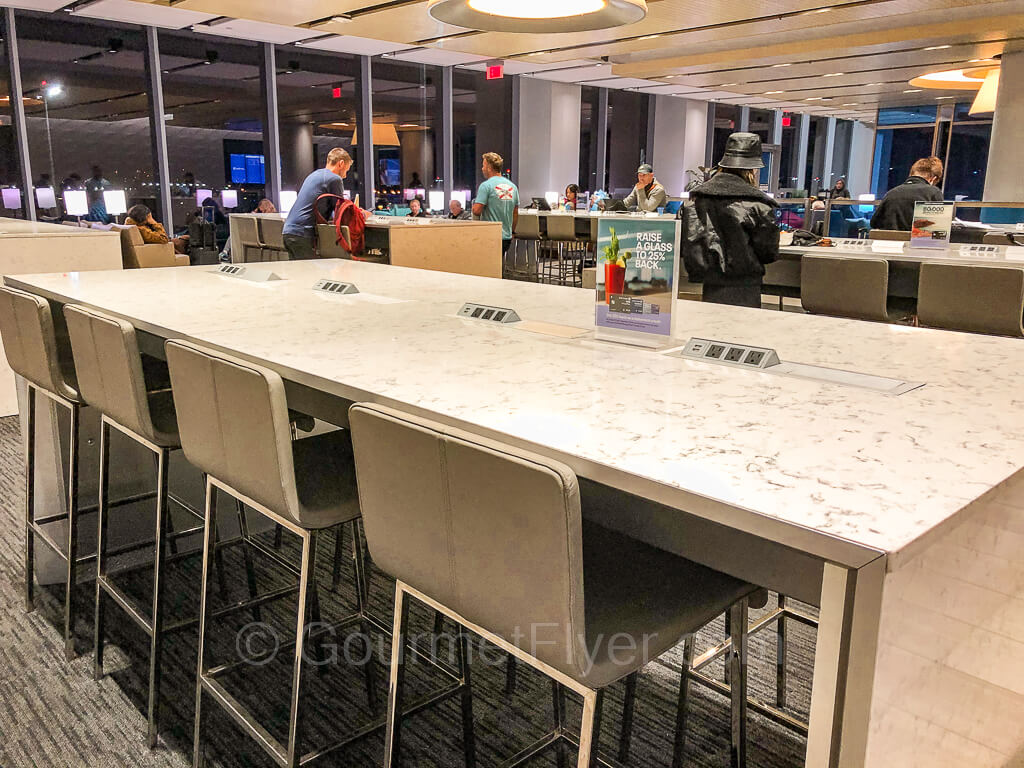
[
  {"left": 390, "top": 48, "right": 488, "bottom": 66},
  {"left": 530, "top": 64, "right": 612, "bottom": 82},
  {"left": 298, "top": 35, "right": 406, "bottom": 55},
  {"left": 190, "top": 18, "right": 315, "bottom": 44},
  {"left": 0, "top": 0, "right": 70, "bottom": 11},
  {"left": 166, "top": 0, "right": 369, "bottom": 27},
  {"left": 327, "top": 4, "right": 466, "bottom": 45},
  {"left": 73, "top": 0, "right": 216, "bottom": 28},
  {"left": 458, "top": 58, "right": 595, "bottom": 74}
]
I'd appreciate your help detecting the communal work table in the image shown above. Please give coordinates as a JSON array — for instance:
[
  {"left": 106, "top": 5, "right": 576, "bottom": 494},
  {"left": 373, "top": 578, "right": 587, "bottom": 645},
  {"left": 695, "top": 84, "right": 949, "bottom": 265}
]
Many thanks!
[{"left": 9, "top": 259, "right": 1024, "bottom": 768}]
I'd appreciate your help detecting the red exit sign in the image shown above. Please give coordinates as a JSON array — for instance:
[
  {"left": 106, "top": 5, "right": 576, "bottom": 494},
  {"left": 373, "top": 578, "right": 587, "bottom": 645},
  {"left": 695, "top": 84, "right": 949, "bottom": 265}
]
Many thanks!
[
  {"left": 782, "top": 116, "right": 792, "bottom": 127},
  {"left": 486, "top": 63, "right": 504, "bottom": 80}
]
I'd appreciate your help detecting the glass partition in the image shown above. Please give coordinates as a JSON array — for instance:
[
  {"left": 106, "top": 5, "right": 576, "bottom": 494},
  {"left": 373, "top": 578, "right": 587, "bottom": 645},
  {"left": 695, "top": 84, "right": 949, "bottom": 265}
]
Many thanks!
[
  {"left": 775, "top": 200, "right": 809, "bottom": 232},
  {"left": 0, "top": 21, "right": 25, "bottom": 219}
]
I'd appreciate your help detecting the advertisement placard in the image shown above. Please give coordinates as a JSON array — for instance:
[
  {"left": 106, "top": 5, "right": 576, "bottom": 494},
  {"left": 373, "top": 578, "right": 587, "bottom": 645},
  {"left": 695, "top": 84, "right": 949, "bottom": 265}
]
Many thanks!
[
  {"left": 910, "top": 202, "right": 954, "bottom": 249},
  {"left": 595, "top": 218, "right": 680, "bottom": 347}
]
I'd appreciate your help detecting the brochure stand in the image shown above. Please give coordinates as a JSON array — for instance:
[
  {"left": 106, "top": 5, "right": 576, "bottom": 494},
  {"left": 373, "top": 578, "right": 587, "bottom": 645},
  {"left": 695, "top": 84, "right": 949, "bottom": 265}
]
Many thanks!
[{"left": 594, "top": 218, "right": 681, "bottom": 348}]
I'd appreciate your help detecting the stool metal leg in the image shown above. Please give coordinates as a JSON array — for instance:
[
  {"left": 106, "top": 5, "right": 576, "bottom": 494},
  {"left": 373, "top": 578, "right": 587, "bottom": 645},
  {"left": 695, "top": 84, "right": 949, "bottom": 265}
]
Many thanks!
[
  {"left": 351, "top": 521, "right": 379, "bottom": 712},
  {"left": 672, "top": 635, "right": 696, "bottom": 768},
  {"left": 234, "top": 498, "right": 262, "bottom": 622},
  {"left": 577, "top": 688, "right": 602, "bottom": 768},
  {"left": 383, "top": 582, "right": 411, "bottom": 768},
  {"left": 93, "top": 417, "right": 111, "bottom": 681},
  {"left": 193, "top": 476, "right": 219, "bottom": 768},
  {"left": 618, "top": 671, "right": 638, "bottom": 763},
  {"left": 552, "top": 680, "right": 567, "bottom": 768},
  {"left": 776, "top": 595, "right": 788, "bottom": 708},
  {"left": 24, "top": 384, "right": 36, "bottom": 613},
  {"left": 729, "top": 599, "right": 749, "bottom": 768},
  {"left": 457, "top": 630, "right": 476, "bottom": 767},
  {"left": 285, "top": 529, "right": 317, "bottom": 768},
  {"left": 64, "top": 402, "right": 80, "bottom": 659},
  {"left": 147, "top": 446, "right": 170, "bottom": 749}
]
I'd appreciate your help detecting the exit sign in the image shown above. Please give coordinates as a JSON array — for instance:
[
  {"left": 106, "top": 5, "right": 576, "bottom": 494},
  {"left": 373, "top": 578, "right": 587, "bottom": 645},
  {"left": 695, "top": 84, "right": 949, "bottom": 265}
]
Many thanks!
[
  {"left": 486, "top": 63, "right": 504, "bottom": 80},
  {"left": 782, "top": 116, "right": 792, "bottom": 127}
]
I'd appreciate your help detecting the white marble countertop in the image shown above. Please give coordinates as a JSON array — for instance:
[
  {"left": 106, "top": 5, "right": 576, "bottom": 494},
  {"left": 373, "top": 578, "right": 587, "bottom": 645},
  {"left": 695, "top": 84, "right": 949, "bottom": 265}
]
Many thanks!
[
  {"left": 229, "top": 211, "right": 500, "bottom": 230},
  {"left": 780, "top": 243, "right": 1024, "bottom": 268},
  {"left": 10, "top": 259, "right": 1024, "bottom": 569}
]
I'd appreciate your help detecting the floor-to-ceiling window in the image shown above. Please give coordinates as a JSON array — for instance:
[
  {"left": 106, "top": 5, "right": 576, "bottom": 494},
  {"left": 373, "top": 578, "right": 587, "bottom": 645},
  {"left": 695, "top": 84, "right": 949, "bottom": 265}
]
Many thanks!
[
  {"left": 453, "top": 66, "right": 511, "bottom": 198},
  {"left": 0, "top": 17, "right": 25, "bottom": 218}
]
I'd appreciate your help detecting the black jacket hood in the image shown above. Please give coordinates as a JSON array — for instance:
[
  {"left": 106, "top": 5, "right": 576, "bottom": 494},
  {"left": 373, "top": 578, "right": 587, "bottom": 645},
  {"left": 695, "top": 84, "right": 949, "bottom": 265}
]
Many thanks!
[{"left": 693, "top": 172, "right": 779, "bottom": 207}]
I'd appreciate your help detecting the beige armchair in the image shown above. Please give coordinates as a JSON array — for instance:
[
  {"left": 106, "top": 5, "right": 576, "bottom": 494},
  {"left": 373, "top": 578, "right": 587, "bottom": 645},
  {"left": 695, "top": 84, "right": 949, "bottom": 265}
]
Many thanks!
[{"left": 113, "top": 225, "right": 188, "bottom": 269}]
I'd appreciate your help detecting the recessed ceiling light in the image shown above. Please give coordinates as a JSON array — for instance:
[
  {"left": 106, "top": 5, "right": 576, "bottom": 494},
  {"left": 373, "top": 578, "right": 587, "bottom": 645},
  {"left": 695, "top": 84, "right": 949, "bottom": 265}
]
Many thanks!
[
  {"left": 823, "top": 72, "right": 844, "bottom": 77},
  {"left": 527, "top": 51, "right": 545, "bottom": 56},
  {"left": 968, "top": 58, "right": 995, "bottom": 63},
  {"left": 719, "top": 83, "right": 737, "bottom": 87},
  {"left": 924, "top": 45, "right": 952, "bottom": 51},
  {"left": 904, "top": 88, "right": 923, "bottom": 93},
  {"left": 764, "top": 90, "right": 784, "bottom": 95},
  {"left": 936, "top": 95, "right": 955, "bottom": 99},
  {"left": 331, "top": 15, "right": 352, "bottom": 23},
  {"left": 771, "top": 63, "right": 792, "bottom": 68},
  {"left": 428, "top": 0, "right": 647, "bottom": 32},
  {"left": 805, "top": 96, "right": 825, "bottom": 101},
  {"left": 842, "top": 103, "right": 858, "bottom": 106},
  {"left": 812, "top": 7, "right": 831, "bottom": 12},
  {"left": 637, "top": 33, "right": 660, "bottom": 40},
  {"left": 434, "top": 37, "right": 450, "bottom": 43}
]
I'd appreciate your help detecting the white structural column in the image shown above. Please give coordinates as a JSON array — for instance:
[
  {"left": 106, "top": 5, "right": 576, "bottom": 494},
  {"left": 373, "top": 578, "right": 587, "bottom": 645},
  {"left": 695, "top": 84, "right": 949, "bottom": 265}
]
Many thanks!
[
  {"left": 846, "top": 121, "right": 876, "bottom": 197},
  {"left": 515, "top": 78, "right": 581, "bottom": 199},
  {"left": 771, "top": 110, "right": 784, "bottom": 145},
  {"left": 821, "top": 116, "right": 837, "bottom": 192},
  {"left": 649, "top": 96, "right": 709, "bottom": 196},
  {"left": 984, "top": 49, "right": 1024, "bottom": 201},
  {"left": 795, "top": 114, "right": 811, "bottom": 192}
]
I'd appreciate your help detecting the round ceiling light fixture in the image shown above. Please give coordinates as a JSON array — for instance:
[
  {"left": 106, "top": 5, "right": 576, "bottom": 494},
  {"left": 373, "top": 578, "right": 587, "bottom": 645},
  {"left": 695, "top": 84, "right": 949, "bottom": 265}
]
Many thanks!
[
  {"left": 427, "top": 0, "right": 646, "bottom": 33},
  {"left": 908, "top": 56, "right": 1000, "bottom": 115}
]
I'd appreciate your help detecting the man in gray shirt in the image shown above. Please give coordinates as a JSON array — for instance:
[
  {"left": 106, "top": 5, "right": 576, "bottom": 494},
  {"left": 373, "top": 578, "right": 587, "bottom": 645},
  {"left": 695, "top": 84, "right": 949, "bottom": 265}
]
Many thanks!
[
  {"left": 282, "top": 148, "right": 352, "bottom": 260},
  {"left": 623, "top": 163, "right": 669, "bottom": 212}
]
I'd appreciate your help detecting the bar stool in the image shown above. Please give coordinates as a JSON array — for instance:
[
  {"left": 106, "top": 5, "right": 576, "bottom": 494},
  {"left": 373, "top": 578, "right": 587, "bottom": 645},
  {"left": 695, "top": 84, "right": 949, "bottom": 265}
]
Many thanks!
[
  {"left": 63, "top": 303, "right": 209, "bottom": 748},
  {"left": 918, "top": 262, "right": 1024, "bottom": 337},
  {"left": 511, "top": 213, "right": 541, "bottom": 281},
  {"left": 800, "top": 254, "right": 913, "bottom": 322},
  {"left": 0, "top": 286, "right": 86, "bottom": 660},
  {"left": 235, "top": 216, "right": 267, "bottom": 262},
  {"left": 543, "top": 214, "right": 583, "bottom": 287},
  {"left": 260, "top": 217, "right": 289, "bottom": 261},
  {"left": 348, "top": 403, "right": 761, "bottom": 768},
  {"left": 163, "top": 340, "right": 378, "bottom": 768}
]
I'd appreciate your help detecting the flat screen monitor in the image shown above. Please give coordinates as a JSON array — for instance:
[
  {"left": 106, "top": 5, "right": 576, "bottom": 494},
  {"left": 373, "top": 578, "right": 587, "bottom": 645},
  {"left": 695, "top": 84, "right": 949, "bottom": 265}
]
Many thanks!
[
  {"left": 428, "top": 190, "right": 444, "bottom": 212},
  {"left": 228, "top": 153, "right": 265, "bottom": 185},
  {"left": 279, "top": 190, "right": 298, "bottom": 214},
  {"left": 64, "top": 189, "right": 88, "bottom": 216},
  {"left": 196, "top": 189, "right": 213, "bottom": 207},
  {"left": 35, "top": 187, "right": 57, "bottom": 208},
  {"left": 604, "top": 198, "right": 627, "bottom": 212},
  {"left": 220, "top": 189, "right": 238, "bottom": 208},
  {"left": 103, "top": 190, "right": 127, "bottom": 215},
  {"left": 531, "top": 197, "right": 551, "bottom": 211},
  {"left": 1, "top": 188, "right": 21, "bottom": 209}
]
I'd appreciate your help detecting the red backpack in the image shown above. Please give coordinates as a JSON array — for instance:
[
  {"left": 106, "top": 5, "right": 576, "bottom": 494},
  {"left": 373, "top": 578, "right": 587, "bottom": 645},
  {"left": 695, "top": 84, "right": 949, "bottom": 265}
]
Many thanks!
[{"left": 315, "top": 193, "right": 366, "bottom": 256}]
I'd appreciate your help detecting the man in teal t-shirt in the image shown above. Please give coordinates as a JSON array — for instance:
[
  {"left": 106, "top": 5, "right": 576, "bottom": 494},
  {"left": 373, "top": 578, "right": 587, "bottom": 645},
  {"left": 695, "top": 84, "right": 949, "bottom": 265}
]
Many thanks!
[{"left": 472, "top": 152, "right": 519, "bottom": 254}]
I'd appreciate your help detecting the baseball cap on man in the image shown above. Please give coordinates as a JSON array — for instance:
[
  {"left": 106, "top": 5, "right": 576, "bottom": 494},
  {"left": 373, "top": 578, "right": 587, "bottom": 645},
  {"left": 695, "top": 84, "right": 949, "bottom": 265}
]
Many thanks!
[{"left": 637, "top": 163, "right": 653, "bottom": 174}]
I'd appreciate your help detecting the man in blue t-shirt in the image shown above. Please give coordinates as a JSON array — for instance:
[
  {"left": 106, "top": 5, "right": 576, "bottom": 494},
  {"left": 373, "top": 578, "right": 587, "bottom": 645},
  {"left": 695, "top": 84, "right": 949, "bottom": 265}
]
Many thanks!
[
  {"left": 472, "top": 152, "right": 519, "bottom": 255},
  {"left": 282, "top": 148, "right": 352, "bottom": 260}
]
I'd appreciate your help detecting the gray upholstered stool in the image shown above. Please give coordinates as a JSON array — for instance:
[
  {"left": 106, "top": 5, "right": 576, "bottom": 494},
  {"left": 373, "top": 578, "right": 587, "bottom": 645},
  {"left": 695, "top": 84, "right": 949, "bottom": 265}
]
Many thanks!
[
  {"left": 511, "top": 213, "right": 541, "bottom": 282},
  {"left": 164, "top": 340, "right": 377, "bottom": 768},
  {"left": 801, "top": 254, "right": 914, "bottom": 322},
  {"left": 349, "top": 403, "right": 760, "bottom": 768},
  {"left": 918, "top": 262, "right": 1024, "bottom": 337},
  {"left": 0, "top": 286, "right": 86, "bottom": 660},
  {"left": 542, "top": 214, "right": 583, "bottom": 287},
  {"left": 235, "top": 215, "right": 267, "bottom": 262},
  {"left": 63, "top": 303, "right": 215, "bottom": 748}
]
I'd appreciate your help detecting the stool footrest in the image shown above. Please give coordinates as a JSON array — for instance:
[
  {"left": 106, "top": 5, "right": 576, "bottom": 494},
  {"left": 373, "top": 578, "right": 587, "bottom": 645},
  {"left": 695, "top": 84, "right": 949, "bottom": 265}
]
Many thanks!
[
  {"left": 97, "top": 575, "right": 153, "bottom": 635},
  {"left": 685, "top": 667, "right": 809, "bottom": 736}
]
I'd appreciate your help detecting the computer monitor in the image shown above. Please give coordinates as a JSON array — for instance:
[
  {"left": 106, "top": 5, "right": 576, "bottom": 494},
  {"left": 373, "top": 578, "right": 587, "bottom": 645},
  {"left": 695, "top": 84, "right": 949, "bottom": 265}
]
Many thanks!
[
  {"left": 604, "top": 198, "right": 627, "bottom": 212},
  {"left": 196, "top": 189, "right": 213, "bottom": 207},
  {"left": 279, "top": 190, "right": 298, "bottom": 214},
  {"left": 64, "top": 190, "right": 88, "bottom": 216},
  {"left": 103, "top": 190, "right": 127, "bottom": 216},
  {"left": 220, "top": 189, "right": 238, "bottom": 208},
  {"left": 1, "top": 188, "right": 21, "bottom": 209},
  {"left": 35, "top": 187, "right": 57, "bottom": 208},
  {"left": 531, "top": 197, "right": 551, "bottom": 211}
]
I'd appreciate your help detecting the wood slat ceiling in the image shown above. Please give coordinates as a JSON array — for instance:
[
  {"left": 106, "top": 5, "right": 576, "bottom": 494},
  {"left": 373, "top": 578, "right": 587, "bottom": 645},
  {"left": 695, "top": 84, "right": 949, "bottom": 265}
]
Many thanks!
[{"left": 122, "top": 0, "right": 1024, "bottom": 120}]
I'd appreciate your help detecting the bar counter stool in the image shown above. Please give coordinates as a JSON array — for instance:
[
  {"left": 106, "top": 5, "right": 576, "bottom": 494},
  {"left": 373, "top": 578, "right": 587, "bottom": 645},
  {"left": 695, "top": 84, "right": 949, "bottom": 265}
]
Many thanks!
[
  {"left": 164, "top": 340, "right": 377, "bottom": 768},
  {"left": 0, "top": 286, "right": 87, "bottom": 660},
  {"left": 63, "top": 303, "right": 209, "bottom": 748},
  {"left": 511, "top": 213, "right": 541, "bottom": 282},
  {"left": 918, "top": 262, "right": 1024, "bottom": 337},
  {"left": 543, "top": 214, "right": 583, "bottom": 287},
  {"left": 800, "top": 254, "right": 914, "bottom": 323},
  {"left": 235, "top": 216, "right": 267, "bottom": 262},
  {"left": 349, "top": 403, "right": 761, "bottom": 768},
  {"left": 260, "top": 217, "right": 289, "bottom": 261}
]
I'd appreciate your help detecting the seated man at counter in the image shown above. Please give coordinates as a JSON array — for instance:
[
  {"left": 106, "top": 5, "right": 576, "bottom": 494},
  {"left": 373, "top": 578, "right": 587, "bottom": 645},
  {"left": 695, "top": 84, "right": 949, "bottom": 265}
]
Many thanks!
[
  {"left": 472, "top": 151, "right": 519, "bottom": 255},
  {"left": 624, "top": 163, "right": 668, "bottom": 213},
  {"left": 870, "top": 156, "right": 944, "bottom": 231},
  {"left": 282, "top": 147, "right": 351, "bottom": 260},
  {"left": 407, "top": 198, "right": 428, "bottom": 218},
  {"left": 448, "top": 199, "right": 471, "bottom": 220}
]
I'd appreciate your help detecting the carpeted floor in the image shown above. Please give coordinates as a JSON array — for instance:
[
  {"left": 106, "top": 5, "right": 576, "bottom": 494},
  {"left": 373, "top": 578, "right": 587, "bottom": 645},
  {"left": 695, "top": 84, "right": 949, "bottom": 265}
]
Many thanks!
[{"left": 0, "top": 414, "right": 813, "bottom": 767}]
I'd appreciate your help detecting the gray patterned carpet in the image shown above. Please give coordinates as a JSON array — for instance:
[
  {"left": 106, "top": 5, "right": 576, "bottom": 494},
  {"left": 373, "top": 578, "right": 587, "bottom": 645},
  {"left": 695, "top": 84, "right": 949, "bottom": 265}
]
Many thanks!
[{"left": 0, "top": 414, "right": 812, "bottom": 767}]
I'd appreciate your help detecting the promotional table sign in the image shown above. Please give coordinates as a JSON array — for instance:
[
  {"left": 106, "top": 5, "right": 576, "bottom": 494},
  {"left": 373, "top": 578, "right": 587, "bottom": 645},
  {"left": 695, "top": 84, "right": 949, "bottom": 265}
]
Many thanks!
[
  {"left": 595, "top": 218, "right": 680, "bottom": 348},
  {"left": 910, "top": 202, "right": 954, "bottom": 249}
]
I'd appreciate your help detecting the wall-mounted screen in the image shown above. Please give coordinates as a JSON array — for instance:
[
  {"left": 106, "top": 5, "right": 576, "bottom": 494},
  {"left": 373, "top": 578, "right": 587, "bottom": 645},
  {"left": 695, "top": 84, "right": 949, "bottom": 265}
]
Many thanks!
[{"left": 221, "top": 190, "right": 238, "bottom": 208}]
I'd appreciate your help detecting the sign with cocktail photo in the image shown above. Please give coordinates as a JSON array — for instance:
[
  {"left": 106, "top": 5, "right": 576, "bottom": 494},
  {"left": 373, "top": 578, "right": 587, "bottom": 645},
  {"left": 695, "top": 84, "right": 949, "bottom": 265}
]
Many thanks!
[{"left": 595, "top": 218, "right": 680, "bottom": 346}]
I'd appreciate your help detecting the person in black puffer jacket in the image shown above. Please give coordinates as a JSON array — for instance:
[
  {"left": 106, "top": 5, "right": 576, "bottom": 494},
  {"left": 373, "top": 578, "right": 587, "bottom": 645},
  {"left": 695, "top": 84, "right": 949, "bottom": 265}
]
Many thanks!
[{"left": 679, "top": 132, "right": 780, "bottom": 308}]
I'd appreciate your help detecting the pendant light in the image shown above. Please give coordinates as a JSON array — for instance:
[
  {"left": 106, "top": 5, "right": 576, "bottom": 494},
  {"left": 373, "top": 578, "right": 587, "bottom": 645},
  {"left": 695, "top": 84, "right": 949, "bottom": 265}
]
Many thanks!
[{"left": 427, "top": 0, "right": 647, "bottom": 33}]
